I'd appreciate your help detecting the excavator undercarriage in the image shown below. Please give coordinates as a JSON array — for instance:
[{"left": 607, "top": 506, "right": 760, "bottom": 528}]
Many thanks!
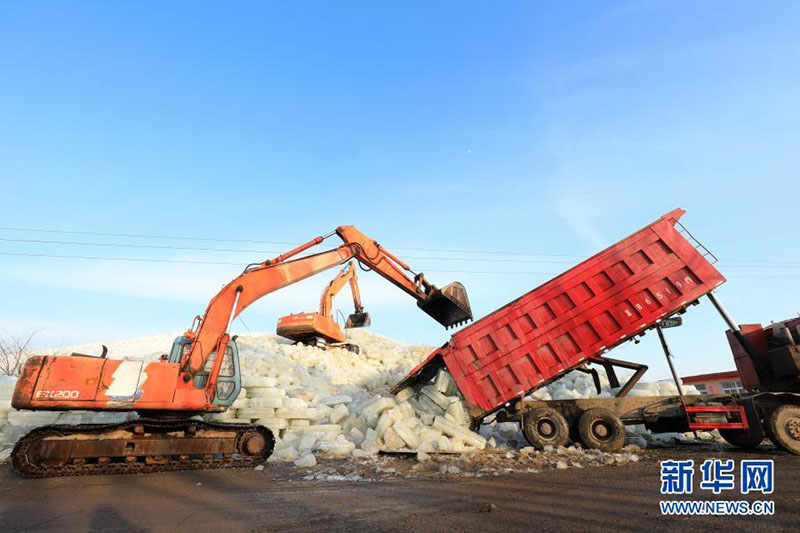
[{"left": 12, "top": 417, "right": 274, "bottom": 478}]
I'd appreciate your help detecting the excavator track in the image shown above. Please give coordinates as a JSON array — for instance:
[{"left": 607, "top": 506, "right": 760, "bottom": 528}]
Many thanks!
[{"left": 11, "top": 418, "right": 274, "bottom": 478}]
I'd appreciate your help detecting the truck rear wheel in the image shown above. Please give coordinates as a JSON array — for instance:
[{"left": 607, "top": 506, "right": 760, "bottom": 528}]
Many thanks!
[
  {"left": 577, "top": 408, "right": 626, "bottom": 452},
  {"left": 766, "top": 404, "right": 800, "bottom": 455},
  {"left": 718, "top": 427, "right": 764, "bottom": 449},
  {"left": 521, "top": 407, "right": 569, "bottom": 449}
]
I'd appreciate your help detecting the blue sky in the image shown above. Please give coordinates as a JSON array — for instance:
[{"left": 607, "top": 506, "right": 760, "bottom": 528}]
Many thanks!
[{"left": 1, "top": 1, "right": 799, "bottom": 379}]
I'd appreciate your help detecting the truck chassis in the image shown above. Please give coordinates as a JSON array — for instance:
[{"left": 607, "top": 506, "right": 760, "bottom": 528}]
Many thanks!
[{"left": 496, "top": 389, "right": 800, "bottom": 454}]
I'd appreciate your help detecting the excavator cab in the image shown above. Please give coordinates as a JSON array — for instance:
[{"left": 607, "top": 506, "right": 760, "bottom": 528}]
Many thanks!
[{"left": 168, "top": 336, "right": 242, "bottom": 407}]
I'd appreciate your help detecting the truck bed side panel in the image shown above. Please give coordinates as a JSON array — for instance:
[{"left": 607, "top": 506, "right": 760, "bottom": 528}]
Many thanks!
[{"left": 405, "top": 209, "right": 726, "bottom": 417}]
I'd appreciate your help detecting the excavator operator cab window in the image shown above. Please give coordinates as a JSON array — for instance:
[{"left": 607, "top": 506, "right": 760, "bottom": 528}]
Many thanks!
[
  {"left": 204, "top": 341, "right": 242, "bottom": 407},
  {"left": 168, "top": 336, "right": 192, "bottom": 364},
  {"left": 203, "top": 345, "right": 235, "bottom": 378},
  {"left": 219, "top": 347, "right": 235, "bottom": 377}
]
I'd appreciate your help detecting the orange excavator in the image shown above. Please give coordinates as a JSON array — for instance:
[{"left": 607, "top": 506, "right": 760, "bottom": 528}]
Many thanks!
[
  {"left": 276, "top": 262, "right": 371, "bottom": 352},
  {"left": 10, "top": 226, "right": 472, "bottom": 477}
]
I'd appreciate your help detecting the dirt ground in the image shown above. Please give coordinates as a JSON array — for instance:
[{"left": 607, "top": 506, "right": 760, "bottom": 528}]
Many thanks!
[{"left": 1, "top": 444, "right": 797, "bottom": 532}]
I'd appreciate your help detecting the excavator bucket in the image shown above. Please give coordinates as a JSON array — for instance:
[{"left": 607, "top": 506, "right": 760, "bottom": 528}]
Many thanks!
[
  {"left": 345, "top": 312, "right": 371, "bottom": 329},
  {"left": 418, "top": 282, "right": 472, "bottom": 329}
]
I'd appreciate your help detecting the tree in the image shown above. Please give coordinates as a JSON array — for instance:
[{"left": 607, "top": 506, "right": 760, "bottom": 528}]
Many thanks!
[{"left": 0, "top": 329, "right": 39, "bottom": 376}]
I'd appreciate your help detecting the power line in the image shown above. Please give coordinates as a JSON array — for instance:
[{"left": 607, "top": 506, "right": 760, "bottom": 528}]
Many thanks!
[
  {"left": 425, "top": 268, "right": 800, "bottom": 278},
  {"left": 725, "top": 275, "right": 800, "bottom": 278},
  {"left": 423, "top": 269, "right": 559, "bottom": 275},
  {"left": 0, "top": 251, "right": 243, "bottom": 266},
  {"left": 713, "top": 258, "right": 800, "bottom": 265},
  {"left": 2, "top": 234, "right": 800, "bottom": 267},
  {"left": 4, "top": 225, "right": 800, "bottom": 263},
  {"left": 0, "top": 236, "right": 581, "bottom": 264},
  {"left": 0, "top": 251, "right": 565, "bottom": 272},
  {"left": 0, "top": 226, "right": 300, "bottom": 247},
  {"left": 2, "top": 251, "right": 800, "bottom": 278},
  {"left": 0, "top": 225, "right": 586, "bottom": 258},
  {"left": 0, "top": 237, "right": 285, "bottom": 255},
  {"left": 0, "top": 251, "right": 558, "bottom": 271}
]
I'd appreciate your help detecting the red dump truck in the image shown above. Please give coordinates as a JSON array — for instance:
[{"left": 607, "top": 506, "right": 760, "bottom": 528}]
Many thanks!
[{"left": 394, "top": 209, "right": 800, "bottom": 454}]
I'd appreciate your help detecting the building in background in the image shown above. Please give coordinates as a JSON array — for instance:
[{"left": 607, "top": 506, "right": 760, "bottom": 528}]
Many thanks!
[{"left": 681, "top": 371, "right": 743, "bottom": 395}]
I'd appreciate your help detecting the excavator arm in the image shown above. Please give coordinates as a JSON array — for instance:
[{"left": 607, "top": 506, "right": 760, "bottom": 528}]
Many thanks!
[
  {"left": 182, "top": 226, "right": 472, "bottom": 395},
  {"left": 319, "top": 262, "right": 370, "bottom": 329},
  {"left": 319, "top": 262, "right": 362, "bottom": 318},
  {"left": 336, "top": 226, "right": 470, "bottom": 327}
]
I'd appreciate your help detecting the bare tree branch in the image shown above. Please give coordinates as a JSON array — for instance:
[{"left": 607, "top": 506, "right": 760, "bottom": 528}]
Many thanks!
[{"left": 0, "top": 329, "right": 41, "bottom": 376}]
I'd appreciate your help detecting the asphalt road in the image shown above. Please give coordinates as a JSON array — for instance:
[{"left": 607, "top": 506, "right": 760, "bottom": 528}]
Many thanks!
[{"left": 1, "top": 447, "right": 797, "bottom": 532}]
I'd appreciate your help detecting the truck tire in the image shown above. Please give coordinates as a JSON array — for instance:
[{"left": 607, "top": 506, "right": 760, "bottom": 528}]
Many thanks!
[
  {"left": 521, "top": 407, "right": 569, "bottom": 449},
  {"left": 577, "top": 408, "right": 626, "bottom": 452},
  {"left": 766, "top": 404, "right": 800, "bottom": 455},
  {"left": 718, "top": 427, "right": 764, "bottom": 449}
]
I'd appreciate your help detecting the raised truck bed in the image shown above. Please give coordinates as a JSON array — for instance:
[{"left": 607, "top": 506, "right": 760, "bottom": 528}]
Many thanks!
[{"left": 393, "top": 209, "right": 777, "bottom": 453}]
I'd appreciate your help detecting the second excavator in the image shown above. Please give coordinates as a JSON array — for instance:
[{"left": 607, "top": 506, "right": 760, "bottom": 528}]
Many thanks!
[
  {"left": 276, "top": 261, "right": 370, "bottom": 352},
  {"left": 10, "top": 225, "right": 472, "bottom": 477}
]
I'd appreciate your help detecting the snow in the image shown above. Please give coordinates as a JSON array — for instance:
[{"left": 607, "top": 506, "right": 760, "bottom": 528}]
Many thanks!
[
  {"left": 41, "top": 332, "right": 183, "bottom": 360},
  {"left": 0, "top": 329, "right": 713, "bottom": 467}
]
